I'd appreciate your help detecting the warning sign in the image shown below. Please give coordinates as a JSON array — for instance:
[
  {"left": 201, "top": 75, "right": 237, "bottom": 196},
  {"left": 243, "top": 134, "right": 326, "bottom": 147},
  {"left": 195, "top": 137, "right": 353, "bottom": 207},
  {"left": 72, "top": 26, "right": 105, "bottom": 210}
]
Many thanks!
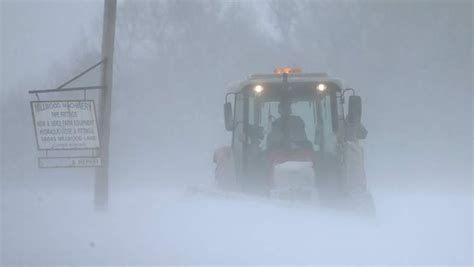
[{"left": 31, "top": 100, "right": 100, "bottom": 150}]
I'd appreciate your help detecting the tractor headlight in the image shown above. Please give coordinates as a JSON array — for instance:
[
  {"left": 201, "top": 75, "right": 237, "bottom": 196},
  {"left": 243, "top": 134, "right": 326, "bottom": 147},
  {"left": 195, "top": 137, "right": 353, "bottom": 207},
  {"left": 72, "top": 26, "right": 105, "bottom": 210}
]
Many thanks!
[
  {"left": 317, "top": 83, "right": 327, "bottom": 92},
  {"left": 254, "top": 85, "right": 264, "bottom": 94}
]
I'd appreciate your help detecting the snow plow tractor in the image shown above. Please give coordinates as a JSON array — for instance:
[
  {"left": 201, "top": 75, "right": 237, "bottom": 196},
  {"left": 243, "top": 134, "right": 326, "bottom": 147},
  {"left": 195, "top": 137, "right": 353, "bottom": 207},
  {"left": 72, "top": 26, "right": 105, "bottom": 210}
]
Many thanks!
[{"left": 213, "top": 68, "right": 374, "bottom": 214}]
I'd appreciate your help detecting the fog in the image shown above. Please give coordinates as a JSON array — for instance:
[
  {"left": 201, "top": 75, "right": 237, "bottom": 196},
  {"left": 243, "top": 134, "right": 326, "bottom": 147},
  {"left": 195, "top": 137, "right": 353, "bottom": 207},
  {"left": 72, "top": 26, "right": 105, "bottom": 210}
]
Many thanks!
[{"left": 1, "top": 0, "right": 472, "bottom": 265}]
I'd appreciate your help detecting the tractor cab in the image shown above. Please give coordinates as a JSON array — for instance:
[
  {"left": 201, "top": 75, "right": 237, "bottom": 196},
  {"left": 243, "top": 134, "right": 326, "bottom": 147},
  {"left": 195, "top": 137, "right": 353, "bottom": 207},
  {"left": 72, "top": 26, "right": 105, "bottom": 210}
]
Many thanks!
[{"left": 215, "top": 68, "right": 371, "bottom": 209}]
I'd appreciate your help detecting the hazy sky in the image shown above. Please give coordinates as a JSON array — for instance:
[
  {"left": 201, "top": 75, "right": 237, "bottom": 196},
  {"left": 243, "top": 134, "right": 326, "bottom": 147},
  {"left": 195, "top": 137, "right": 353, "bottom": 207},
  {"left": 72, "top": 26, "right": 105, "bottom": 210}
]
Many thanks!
[{"left": 2, "top": 0, "right": 102, "bottom": 92}]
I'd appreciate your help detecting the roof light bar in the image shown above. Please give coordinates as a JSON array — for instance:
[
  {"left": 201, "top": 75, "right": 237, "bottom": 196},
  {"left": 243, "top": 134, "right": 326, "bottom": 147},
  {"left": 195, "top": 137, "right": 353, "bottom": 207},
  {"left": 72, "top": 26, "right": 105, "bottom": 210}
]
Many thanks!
[{"left": 273, "top": 67, "right": 302, "bottom": 74}]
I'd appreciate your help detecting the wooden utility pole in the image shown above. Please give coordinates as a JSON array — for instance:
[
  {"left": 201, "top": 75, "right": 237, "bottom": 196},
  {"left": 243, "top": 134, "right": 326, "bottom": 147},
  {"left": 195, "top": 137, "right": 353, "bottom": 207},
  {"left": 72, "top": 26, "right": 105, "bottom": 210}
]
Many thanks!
[{"left": 95, "top": 0, "right": 117, "bottom": 210}]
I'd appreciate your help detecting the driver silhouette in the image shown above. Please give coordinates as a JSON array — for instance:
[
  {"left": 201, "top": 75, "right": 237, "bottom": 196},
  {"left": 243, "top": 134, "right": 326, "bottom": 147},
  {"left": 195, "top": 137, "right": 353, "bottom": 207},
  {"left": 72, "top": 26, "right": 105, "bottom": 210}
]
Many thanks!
[{"left": 267, "top": 103, "right": 308, "bottom": 148}]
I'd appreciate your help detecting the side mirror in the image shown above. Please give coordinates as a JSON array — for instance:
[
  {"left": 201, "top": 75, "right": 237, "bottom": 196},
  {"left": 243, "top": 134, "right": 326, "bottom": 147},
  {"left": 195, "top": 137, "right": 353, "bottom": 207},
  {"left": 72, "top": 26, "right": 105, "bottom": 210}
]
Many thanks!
[
  {"left": 347, "top": 95, "right": 362, "bottom": 124},
  {"left": 224, "top": 102, "right": 234, "bottom": 131}
]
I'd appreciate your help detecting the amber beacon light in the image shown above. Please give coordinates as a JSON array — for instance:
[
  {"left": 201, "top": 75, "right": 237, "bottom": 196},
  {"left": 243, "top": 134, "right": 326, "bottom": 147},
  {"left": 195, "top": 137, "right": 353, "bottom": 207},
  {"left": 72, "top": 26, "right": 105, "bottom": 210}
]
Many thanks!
[{"left": 273, "top": 67, "right": 302, "bottom": 74}]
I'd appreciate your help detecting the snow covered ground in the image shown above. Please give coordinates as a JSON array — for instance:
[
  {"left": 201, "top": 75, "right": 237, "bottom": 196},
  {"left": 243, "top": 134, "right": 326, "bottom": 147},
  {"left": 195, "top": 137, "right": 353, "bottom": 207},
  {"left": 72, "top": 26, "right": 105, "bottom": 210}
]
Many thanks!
[{"left": 2, "top": 182, "right": 472, "bottom": 265}]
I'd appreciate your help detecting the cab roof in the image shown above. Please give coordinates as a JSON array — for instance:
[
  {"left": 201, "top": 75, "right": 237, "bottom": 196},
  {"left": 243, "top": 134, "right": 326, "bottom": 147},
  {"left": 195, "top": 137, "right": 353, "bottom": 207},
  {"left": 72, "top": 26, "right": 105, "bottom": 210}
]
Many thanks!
[{"left": 226, "top": 72, "right": 344, "bottom": 93}]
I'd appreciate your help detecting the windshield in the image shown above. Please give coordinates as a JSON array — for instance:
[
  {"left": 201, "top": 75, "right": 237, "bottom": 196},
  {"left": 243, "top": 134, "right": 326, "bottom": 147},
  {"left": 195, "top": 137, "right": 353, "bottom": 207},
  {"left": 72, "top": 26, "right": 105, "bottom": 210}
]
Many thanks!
[{"left": 249, "top": 91, "right": 336, "bottom": 152}]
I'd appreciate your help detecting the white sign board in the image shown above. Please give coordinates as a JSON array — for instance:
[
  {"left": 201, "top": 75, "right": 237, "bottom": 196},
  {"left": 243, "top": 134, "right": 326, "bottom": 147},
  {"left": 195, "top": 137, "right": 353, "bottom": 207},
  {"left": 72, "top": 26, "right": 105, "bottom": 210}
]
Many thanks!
[
  {"left": 38, "top": 157, "right": 102, "bottom": 168},
  {"left": 31, "top": 100, "right": 100, "bottom": 150}
]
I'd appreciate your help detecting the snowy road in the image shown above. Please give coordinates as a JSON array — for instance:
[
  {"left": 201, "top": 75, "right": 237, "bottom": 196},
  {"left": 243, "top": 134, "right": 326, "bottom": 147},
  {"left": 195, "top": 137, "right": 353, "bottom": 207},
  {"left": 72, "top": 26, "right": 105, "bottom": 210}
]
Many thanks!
[{"left": 2, "top": 184, "right": 472, "bottom": 265}]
